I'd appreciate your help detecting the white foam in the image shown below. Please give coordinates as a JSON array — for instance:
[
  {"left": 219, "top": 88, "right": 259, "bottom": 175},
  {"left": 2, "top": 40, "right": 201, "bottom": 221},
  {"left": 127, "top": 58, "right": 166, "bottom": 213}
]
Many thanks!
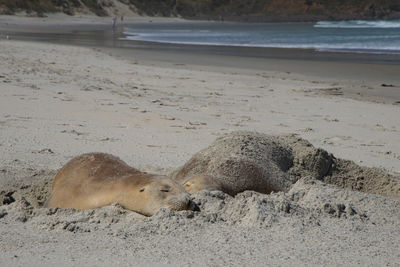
[
  {"left": 315, "top": 20, "right": 400, "bottom": 28},
  {"left": 121, "top": 34, "right": 400, "bottom": 54}
]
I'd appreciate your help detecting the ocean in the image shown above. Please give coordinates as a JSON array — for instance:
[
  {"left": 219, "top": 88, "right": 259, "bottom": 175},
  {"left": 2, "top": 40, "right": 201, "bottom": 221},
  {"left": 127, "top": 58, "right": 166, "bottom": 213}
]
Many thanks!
[{"left": 123, "top": 20, "right": 400, "bottom": 55}]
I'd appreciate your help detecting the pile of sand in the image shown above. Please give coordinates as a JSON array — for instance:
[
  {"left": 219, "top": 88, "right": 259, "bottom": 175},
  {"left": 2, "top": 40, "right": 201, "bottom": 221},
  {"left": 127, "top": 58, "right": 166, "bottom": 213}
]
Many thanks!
[
  {"left": 1, "top": 174, "right": 399, "bottom": 234},
  {"left": 173, "top": 131, "right": 400, "bottom": 199}
]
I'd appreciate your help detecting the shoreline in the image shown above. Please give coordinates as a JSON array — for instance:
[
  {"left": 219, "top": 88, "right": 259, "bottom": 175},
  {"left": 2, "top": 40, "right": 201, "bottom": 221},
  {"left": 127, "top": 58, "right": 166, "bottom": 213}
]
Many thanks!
[
  {"left": 1, "top": 15, "right": 400, "bottom": 106},
  {"left": 2, "top": 14, "right": 400, "bottom": 64}
]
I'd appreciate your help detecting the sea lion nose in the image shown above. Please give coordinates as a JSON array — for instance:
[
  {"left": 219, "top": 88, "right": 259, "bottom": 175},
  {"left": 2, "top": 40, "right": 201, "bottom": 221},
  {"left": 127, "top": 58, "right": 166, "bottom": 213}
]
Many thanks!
[{"left": 187, "top": 199, "right": 200, "bottom": 212}]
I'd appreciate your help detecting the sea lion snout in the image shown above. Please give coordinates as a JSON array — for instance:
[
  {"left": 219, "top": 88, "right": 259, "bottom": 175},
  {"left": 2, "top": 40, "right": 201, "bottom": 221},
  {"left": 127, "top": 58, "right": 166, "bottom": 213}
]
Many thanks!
[
  {"left": 187, "top": 198, "right": 200, "bottom": 212},
  {"left": 176, "top": 194, "right": 200, "bottom": 212}
]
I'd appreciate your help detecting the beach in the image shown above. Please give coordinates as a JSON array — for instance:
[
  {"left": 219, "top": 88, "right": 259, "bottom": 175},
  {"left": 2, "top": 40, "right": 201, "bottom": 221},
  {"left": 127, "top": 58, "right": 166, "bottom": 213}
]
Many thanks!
[{"left": 1, "top": 14, "right": 400, "bottom": 266}]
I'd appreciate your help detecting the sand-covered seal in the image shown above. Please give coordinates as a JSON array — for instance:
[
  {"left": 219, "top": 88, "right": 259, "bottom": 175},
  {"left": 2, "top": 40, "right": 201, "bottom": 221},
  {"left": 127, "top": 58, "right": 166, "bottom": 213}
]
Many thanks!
[
  {"left": 173, "top": 131, "right": 338, "bottom": 196},
  {"left": 47, "top": 153, "right": 198, "bottom": 216},
  {"left": 173, "top": 132, "right": 298, "bottom": 196}
]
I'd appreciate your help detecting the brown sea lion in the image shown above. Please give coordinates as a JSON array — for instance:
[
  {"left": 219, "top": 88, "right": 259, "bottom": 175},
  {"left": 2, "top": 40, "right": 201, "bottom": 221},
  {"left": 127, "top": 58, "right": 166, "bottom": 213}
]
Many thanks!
[{"left": 47, "top": 153, "right": 198, "bottom": 216}]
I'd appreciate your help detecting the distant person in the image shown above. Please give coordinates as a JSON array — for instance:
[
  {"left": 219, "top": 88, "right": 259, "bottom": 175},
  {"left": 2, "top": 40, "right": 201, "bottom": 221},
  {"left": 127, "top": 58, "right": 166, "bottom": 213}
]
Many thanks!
[
  {"left": 112, "top": 16, "right": 117, "bottom": 28},
  {"left": 121, "top": 15, "right": 124, "bottom": 22}
]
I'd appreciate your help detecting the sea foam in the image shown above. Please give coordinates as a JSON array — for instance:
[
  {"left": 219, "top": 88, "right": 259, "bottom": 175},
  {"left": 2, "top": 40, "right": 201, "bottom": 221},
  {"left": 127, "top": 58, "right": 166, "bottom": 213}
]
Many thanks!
[{"left": 315, "top": 20, "right": 400, "bottom": 28}]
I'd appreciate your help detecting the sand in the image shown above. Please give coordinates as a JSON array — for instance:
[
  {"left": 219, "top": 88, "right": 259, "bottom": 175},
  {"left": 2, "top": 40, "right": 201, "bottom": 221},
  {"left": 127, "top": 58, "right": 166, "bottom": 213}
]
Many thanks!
[{"left": 1, "top": 15, "right": 400, "bottom": 266}]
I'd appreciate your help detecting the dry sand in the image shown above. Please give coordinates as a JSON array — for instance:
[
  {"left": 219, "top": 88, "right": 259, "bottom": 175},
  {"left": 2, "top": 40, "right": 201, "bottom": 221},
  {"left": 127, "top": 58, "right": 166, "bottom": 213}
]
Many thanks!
[{"left": 1, "top": 15, "right": 400, "bottom": 266}]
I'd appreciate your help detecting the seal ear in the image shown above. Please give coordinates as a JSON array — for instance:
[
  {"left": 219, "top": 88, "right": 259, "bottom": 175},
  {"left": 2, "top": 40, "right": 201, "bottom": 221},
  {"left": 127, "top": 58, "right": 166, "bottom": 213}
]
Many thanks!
[{"left": 139, "top": 187, "right": 145, "bottom": 192}]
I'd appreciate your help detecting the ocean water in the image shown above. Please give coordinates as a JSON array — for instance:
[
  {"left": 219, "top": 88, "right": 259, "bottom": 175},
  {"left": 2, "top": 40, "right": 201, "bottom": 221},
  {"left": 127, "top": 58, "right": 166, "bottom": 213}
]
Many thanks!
[{"left": 123, "top": 20, "right": 400, "bottom": 54}]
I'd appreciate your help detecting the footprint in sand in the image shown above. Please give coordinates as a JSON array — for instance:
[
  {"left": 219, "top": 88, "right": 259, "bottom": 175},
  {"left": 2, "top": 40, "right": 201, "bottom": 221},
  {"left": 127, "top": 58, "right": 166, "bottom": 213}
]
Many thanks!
[
  {"left": 60, "top": 130, "right": 88, "bottom": 136},
  {"left": 299, "top": 127, "right": 314, "bottom": 133},
  {"left": 99, "top": 137, "right": 119, "bottom": 142},
  {"left": 317, "top": 87, "right": 344, "bottom": 96},
  {"left": 81, "top": 85, "right": 103, "bottom": 91},
  {"left": 323, "top": 135, "right": 353, "bottom": 145},
  {"left": 160, "top": 115, "right": 176, "bottom": 121},
  {"left": 189, "top": 121, "right": 207, "bottom": 126},
  {"left": 33, "top": 148, "right": 54, "bottom": 154}
]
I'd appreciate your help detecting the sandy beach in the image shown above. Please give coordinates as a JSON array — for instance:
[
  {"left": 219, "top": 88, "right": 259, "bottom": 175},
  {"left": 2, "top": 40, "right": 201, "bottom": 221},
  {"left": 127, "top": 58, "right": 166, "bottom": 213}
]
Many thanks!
[{"left": 1, "top": 15, "right": 400, "bottom": 266}]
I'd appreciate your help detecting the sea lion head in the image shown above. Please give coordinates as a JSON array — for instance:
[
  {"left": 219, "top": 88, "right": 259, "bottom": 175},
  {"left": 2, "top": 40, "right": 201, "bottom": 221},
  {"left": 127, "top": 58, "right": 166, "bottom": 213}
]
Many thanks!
[
  {"left": 183, "top": 175, "right": 222, "bottom": 194},
  {"left": 124, "top": 176, "right": 199, "bottom": 216}
]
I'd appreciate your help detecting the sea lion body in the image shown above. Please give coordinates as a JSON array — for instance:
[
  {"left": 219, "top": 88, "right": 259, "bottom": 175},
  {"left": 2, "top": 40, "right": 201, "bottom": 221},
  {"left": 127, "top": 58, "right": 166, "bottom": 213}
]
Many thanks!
[
  {"left": 47, "top": 153, "right": 197, "bottom": 216},
  {"left": 173, "top": 132, "right": 296, "bottom": 195}
]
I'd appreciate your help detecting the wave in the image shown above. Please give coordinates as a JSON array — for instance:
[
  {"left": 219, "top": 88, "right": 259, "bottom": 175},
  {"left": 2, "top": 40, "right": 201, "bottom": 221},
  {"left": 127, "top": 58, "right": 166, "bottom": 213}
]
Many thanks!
[
  {"left": 315, "top": 20, "right": 400, "bottom": 28},
  {"left": 121, "top": 35, "right": 400, "bottom": 54}
]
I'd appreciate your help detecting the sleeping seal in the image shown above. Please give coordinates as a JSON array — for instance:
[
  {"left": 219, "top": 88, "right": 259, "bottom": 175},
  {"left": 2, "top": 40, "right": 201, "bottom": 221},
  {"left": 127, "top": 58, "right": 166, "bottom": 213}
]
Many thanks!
[{"left": 47, "top": 153, "right": 198, "bottom": 216}]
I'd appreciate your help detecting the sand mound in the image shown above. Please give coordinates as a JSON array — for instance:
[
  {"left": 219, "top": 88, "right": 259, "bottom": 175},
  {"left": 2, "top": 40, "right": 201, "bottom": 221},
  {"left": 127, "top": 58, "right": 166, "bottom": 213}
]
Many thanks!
[
  {"left": 2, "top": 175, "right": 399, "bottom": 236},
  {"left": 173, "top": 131, "right": 400, "bottom": 199},
  {"left": 0, "top": 167, "right": 54, "bottom": 208},
  {"left": 283, "top": 134, "right": 400, "bottom": 199}
]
